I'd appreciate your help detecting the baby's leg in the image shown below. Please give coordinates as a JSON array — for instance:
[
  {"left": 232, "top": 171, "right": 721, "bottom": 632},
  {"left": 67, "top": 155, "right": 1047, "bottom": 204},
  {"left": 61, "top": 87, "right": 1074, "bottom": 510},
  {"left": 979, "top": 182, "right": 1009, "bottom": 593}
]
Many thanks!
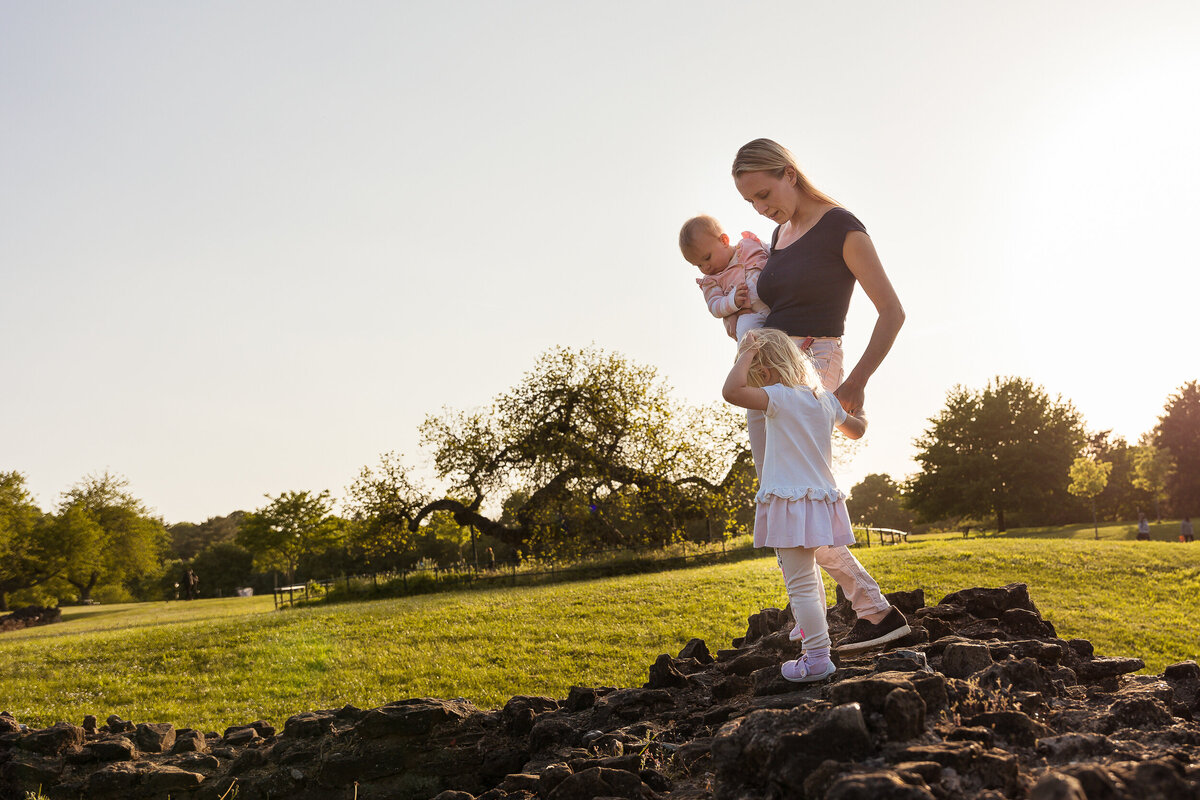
[{"left": 775, "top": 546, "right": 830, "bottom": 650}]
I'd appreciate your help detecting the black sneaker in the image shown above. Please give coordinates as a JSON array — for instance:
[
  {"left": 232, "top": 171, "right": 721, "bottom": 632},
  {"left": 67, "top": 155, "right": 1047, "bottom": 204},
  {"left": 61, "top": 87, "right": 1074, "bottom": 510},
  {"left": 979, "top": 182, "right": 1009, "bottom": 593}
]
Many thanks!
[{"left": 835, "top": 607, "right": 911, "bottom": 653}]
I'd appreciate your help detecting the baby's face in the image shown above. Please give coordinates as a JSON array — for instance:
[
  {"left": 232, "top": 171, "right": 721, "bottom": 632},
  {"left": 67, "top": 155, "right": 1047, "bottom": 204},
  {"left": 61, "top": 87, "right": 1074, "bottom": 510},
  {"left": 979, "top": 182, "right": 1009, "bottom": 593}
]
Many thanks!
[{"left": 687, "top": 232, "right": 736, "bottom": 276}]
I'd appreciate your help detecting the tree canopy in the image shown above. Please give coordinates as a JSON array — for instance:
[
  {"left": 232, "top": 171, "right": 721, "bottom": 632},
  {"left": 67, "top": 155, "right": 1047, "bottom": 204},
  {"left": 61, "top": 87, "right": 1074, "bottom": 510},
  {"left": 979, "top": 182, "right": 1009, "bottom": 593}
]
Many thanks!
[
  {"left": 1154, "top": 381, "right": 1200, "bottom": 515},
  {"left": 906, "top": 377, "right": 1085, "bottom": 531},
  {"left": 54, "top": 473, "right": 168, "bottom": 602},
  {"left": 237, "top": 490, "right": 341, "bottom": 583},
  {"left": 847, "top": 473, "right": 914, "bottom": 531},
  {"left": 409, "top": 346, "right": 752, "bottom": 557},
  {"left": 0, "top": 472, "right": 65, "bottom": 611}
]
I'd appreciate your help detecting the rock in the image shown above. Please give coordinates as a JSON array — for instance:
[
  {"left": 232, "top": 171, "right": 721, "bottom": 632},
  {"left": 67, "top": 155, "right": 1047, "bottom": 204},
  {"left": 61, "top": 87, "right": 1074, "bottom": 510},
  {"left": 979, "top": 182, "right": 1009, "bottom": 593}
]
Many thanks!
[
  {"left": 591, "top": 688, "right": 673, "bottom": 723},
  {"left": 938, "top": 583, "right": 1037, "bottom": 616},
  {"left": 19, "top": 722, "right": 85, "bottom": 756},
  {"left": 742, "top": 607, "right": 789, "bottom": 645},
  {"left": 825, "top": 770, "right": 937, "bottom": 800},
  {"left": 941, "top": 642, "right": 993, "bottom": 678},
  {"left": 0, "top": 604, "right": 62, "bottom": 632},
  {"left": 87, "top": 761, "right": 144, "bottom": 793},
  {"left": 973, "top": 750, "right": 1019, "bottom": 793},
  {"left": 874, "top": 650, "right": 931, "bottom": 673},
  {"left": 529, "top": 715, "right": 579, "bottom": 752},
  {"left": 134, "top": 722, "right": 175, "bottom": 753},
  {"left": 1000, "top": 607, "right": 1056, "bottom": 637},
  {"left": 431, "top": 792, "right": 476, "bottom": 800},
  {"left": 678, "top": 638, "right": 713, "bottom": 664},
  {"left": 884, "top": 688, "right": 926, "bottom": 741},
  {"left": 82, "top": 714, "right": 97, "bottom": 734},
  {"left": 828, "top": 671, "right": 918, "bottom": 713},
  {"left": 545, "top": 766, "right": 650, "bottom": 800},
  {"left": 1164, "top": 660, "right": 1200, "bottom": 682},
  {"left": 945, "top": 726, "right": 995, "bottom": 747},
  {"left": 283, "top": 710, "right": 335, "bottom": 737},
  {"left": 763, "top": 704, "right": 875, "bottom": 794},
  {"left": 964, "top": 711, "right": 1053, "bottom": 747},
  {"left": 977, "top": 656, "right": 1050, "bottom": 694},
  {"left": 142, "top": 764, "right": 206, "bottom": 791},
  {"left": 0, "top": 713, "right": 20, "bottom": 734},
  {"left": 885, "top": 588, "right": 926, "bottom": 616},
  {"left": 724, "top": 651, "right": 779, "bottom": 677},
  {"left": 1, "top": 751, "right": 63, "bottom": 790},
  {"left": 538, "top": 762, "right": 573, "bottom": 797},
  {"left": 105, "top": 714, "right": 135, "bottom": 733},
  {"left": 564, "top": 686, "right": 598, "bottom": 712},
  {"left": 502, "top": 695, "right": 559, "bottom": 735},
  {"left": 172, "top": 728, "right": 208, "bottom": 753},
  {"left": 92, "top": 736, "right": 136, "bottom": 761},
  {"left": 1103, "top": 696, "right": 1175, "bottom": 731},
  {"left": 896, "top": 741, "right": 981, "bottom": 772},
  {"left": 645, "top": 653, "right": 692, "bottom": 689},
  {"left": 501, "top": 772, "right": 541, "bottom": 792},
  {"left": 1076, "top": 656, "right": 1145, "bottom": 682},
  {"left": 1030, "top": 771, "right": 1088, "bottom": 800},
  {"left": 222, "top": 726, "right": 259, "bottom": 745}
]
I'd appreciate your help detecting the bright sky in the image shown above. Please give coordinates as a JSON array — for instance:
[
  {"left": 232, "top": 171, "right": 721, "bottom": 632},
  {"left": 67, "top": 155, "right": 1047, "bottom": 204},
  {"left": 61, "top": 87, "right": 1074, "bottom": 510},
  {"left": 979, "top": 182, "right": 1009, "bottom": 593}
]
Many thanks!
[{"left": 4, "top": 2, "right": 1198, "bottom": 524}]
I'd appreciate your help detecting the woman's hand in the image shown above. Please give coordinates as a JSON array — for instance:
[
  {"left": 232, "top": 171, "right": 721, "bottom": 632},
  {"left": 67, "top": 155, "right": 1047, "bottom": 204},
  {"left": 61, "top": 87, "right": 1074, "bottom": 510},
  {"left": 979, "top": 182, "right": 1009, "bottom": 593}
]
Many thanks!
[{"left": 834, "top": 376, "right": 865, "bottom": 415}]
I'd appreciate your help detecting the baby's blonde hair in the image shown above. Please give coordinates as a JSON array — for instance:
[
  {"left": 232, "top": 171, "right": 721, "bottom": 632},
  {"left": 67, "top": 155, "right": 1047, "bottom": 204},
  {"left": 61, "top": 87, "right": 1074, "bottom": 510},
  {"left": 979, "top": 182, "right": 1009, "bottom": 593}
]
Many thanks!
[
  {"left": 678, "top": 215, "right": 724, "bottom": 261},
  {"left": 738, "top": 328, "right": 823, "bottom": 394}
]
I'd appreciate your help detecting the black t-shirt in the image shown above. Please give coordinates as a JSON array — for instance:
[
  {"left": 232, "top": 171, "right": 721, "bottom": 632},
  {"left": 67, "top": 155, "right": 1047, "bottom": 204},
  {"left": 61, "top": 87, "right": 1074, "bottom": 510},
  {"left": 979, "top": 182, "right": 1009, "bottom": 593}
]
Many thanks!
[{"left": 757, "top": 207, "right": 867, "bottom": 337}]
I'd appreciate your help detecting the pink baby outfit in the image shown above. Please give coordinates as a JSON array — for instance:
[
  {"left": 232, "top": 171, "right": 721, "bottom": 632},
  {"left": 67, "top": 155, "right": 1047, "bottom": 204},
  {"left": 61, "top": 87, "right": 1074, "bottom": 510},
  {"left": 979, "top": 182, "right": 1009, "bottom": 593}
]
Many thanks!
[
  {"left": 695, "top": 232, "right": 770, "bottom": 340},
  {"left": 753, "top": 383, "right": 855, "bottom": 549}
]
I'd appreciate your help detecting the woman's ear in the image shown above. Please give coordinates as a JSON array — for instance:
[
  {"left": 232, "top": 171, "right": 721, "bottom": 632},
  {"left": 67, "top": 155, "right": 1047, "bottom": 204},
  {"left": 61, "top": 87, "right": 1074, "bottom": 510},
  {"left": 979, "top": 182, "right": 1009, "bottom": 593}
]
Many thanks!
[{"left": 784, "top": 166, "right": 798, "bottom": 186}]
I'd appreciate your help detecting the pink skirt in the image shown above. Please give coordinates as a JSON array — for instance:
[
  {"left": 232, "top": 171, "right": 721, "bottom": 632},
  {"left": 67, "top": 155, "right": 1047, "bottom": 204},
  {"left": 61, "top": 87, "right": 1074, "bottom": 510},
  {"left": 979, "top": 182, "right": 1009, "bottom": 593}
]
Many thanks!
[{"left": 754, "top": 495, "right": 856, "bottom": 549}]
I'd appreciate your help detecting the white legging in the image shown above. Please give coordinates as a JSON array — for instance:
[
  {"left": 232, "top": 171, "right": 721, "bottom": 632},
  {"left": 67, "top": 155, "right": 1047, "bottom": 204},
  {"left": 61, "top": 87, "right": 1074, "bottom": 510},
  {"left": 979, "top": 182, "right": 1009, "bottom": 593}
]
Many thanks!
[
  {"left": 775, "top": 546, "right": 831, "bottom": 649},
  {"left": 748, "top": 336, "right": 891, "bottom": 619}
]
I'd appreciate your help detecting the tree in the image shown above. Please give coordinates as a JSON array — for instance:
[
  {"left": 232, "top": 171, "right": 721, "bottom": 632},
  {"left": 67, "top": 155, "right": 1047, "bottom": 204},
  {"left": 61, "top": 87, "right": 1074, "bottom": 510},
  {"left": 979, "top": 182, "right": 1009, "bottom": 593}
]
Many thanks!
[
  {"left": 0, "top": 472, "right": 67, "bottom": 611},
  {"left": 237, "top": 490, "right": 341, "bottom": 584},
  {"left": 189, "top": 542, "right": 256, "bottom": 598},
  {"left": 409, "top": 345, "right": 753, "bottom": 557},
  {"left": 1067, "top": 456, "right": 1112, "bottom": 539},
  {"left": 906, "top": 377, "right": 1086, "bottom": 531},
  {"left": 1130, "top": 443, "right": 1174, "bottom": 522},
  {"left": 55, "top": 473, "right": 168, "bottom": 603},
  {"left": 343, "top": 453, "right": 429, "bottom": 570},
  {"left": 1084, "top": 431, "right": 1146, "bottom": 521},
  {"left": 1154, "top": 381, "right": 1200, "bottom": 515},
  {"left": 168, "top": 512, "right": 245, "bottom": 560},
  {"left": 847, "top": 473, "right": 914, "bottom": 531}
]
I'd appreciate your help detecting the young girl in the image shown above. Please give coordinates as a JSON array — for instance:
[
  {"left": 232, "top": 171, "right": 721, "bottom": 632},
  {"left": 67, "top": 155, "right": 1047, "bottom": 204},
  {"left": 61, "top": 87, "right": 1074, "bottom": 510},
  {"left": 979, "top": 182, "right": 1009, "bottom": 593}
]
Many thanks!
[
  {"left": 678, "top": 215, "right": 770, "bottom": 341},
  {"left": 722, "top": 328, "right": 887, "bottom": 682}
]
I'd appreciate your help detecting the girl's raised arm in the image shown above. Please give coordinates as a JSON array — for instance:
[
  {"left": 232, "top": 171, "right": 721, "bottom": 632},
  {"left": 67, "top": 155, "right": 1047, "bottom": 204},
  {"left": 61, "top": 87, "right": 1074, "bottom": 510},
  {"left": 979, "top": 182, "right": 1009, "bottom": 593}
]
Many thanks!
[{"left": 722, "top": 347, "right": 769, "bottom": 411}]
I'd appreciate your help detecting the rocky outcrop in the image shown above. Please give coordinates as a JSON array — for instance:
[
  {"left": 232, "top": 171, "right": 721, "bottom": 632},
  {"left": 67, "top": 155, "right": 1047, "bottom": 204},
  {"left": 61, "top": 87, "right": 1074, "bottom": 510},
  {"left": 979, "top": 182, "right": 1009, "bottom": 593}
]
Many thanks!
[
  {"left": 0, "top": 606, "right": 61, "bottom": 634},
  {"left": 1, "top": 582, "right": 1198, "bottom": 799}
]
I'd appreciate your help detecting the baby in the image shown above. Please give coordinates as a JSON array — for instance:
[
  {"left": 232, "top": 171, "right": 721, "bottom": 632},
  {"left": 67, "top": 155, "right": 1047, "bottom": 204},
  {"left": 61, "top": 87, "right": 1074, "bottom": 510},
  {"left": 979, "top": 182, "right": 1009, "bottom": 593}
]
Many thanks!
[{"left": 679, "top": 215, "right": 770, "bottom": 340}]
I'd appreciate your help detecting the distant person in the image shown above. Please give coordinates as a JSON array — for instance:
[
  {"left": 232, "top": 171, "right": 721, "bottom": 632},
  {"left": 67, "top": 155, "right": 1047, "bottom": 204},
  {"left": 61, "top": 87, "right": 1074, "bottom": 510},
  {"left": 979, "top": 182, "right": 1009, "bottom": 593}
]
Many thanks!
[
  {"left": 722, "top": 329, "right": 909, "bottom": 683},
  {"left": 1136, "top": 512, "right": 1151, "bottom": 541},
  {"left": 1182, "top": 517, "right": 1194, "bottom": 543},
  {"left": 486, "top": 547, "right": 496, "bottom": 570},
  {"left": 725, "top": 138, "right": 908, "bottom": 649},
  {"left": 183, "top": 568, "right": 199, "bottom": 600},
  {"left": 679, "top": 216, "right": 770, "bottom": 340}
]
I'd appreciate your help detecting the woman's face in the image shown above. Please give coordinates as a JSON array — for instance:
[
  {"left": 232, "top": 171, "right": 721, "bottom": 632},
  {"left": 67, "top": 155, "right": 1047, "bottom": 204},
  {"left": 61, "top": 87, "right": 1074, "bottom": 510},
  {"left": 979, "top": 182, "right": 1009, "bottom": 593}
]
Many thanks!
[{"left": 735, "top": 169, "right": 797, "bottom": 224}]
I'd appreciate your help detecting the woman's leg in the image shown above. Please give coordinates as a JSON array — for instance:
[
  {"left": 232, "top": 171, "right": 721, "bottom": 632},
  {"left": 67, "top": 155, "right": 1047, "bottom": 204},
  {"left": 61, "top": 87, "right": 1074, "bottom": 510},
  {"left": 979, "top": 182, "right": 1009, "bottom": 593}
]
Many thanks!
[{"left": 796, "top": 338, "right": 893, "bottom": 622}]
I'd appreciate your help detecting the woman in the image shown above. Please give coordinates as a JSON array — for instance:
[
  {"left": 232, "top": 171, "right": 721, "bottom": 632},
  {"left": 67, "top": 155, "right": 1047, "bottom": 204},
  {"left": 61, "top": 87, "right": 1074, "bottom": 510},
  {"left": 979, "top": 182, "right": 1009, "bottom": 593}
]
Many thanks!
[{"left": 732, "top": 138, "right": 908, "bottom": 652}]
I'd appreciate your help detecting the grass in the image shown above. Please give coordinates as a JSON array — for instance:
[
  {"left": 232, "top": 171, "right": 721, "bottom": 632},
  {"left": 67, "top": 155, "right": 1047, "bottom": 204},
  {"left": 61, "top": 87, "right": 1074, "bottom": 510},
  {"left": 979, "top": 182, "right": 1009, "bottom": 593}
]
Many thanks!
[{"left": 2, "top": 538, "right": 1196, "bottom": 732}]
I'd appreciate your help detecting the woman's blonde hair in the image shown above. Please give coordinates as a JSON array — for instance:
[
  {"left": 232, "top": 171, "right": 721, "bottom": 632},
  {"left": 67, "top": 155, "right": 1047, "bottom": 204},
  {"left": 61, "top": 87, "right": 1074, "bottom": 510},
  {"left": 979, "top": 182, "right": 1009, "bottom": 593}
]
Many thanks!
[
  {"left": 738, "top": 328, "right": 823, "bottom": 394},
  {"left": 732, "top": 138, "right": 838, "bottom": 206}
]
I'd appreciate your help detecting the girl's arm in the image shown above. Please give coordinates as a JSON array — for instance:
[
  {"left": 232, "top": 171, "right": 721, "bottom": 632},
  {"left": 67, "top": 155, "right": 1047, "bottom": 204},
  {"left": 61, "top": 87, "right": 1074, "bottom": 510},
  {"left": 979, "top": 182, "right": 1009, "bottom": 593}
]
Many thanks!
[
  {"left": 836, "top": 409, "right": 868, "bottom": 440},
  {"left": 835, "top": 231, "right": 905, "bottom": 413},
  {"left": 722, "top": 348, "right": 768, "bottom": 411}
]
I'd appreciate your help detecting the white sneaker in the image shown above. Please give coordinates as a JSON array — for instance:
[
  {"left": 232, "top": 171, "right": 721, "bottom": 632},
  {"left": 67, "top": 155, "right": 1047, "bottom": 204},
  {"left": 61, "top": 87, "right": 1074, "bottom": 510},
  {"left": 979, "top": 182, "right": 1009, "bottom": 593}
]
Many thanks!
[{"left": 781, "top": 654, "right": 837, "bottom": 683}]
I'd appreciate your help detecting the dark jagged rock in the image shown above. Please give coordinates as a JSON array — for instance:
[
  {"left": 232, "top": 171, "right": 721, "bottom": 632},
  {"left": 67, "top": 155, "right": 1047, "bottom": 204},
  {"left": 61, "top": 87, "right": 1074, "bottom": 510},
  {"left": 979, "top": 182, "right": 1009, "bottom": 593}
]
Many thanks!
[
  {"left": 0, "top": 605, "right": 61, "bottom": 633},
  {"left": 4, "top": 581, "right": 1198, "bottom": 800}
]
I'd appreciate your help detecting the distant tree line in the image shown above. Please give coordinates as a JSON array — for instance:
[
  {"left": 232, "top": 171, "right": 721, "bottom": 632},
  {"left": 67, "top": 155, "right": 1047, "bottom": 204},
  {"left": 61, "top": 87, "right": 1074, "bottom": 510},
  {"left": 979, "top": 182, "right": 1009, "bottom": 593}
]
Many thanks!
[
  {"left": 3, "top": 350, "right": 1197, "bottom": 610},
  {"left": 850, "top": 378, "right": 1200, "bottom": 534}
]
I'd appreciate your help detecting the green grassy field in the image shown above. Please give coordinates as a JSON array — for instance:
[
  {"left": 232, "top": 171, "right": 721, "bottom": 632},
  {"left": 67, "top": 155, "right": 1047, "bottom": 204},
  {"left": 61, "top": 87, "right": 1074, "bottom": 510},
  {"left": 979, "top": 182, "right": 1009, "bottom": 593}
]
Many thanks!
[{"left": 2, "top": 538, "right": 1197, "bottom": 732}]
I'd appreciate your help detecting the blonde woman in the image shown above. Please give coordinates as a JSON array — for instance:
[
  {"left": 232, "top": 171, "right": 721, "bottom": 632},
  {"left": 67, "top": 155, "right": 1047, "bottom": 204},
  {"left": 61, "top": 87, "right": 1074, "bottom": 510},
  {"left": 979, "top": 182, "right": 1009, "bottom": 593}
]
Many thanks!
[{"left": 731, "top": 138, "right": 908, "bottom": 652}]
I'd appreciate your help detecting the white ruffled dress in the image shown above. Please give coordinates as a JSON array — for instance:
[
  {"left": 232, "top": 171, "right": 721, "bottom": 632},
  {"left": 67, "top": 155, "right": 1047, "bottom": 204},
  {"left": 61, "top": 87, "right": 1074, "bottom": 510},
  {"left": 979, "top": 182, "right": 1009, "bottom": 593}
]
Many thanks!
[{"left": 753, "top": 384, "right": 855, "bottom": 549}]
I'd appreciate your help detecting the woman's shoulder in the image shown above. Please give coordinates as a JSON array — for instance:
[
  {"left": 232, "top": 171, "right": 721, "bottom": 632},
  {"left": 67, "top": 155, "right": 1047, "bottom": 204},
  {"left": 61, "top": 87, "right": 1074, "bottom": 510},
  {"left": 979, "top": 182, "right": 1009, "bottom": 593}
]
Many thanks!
[{"left": 823, "top": 206, "right": 867, "bottom": 235}]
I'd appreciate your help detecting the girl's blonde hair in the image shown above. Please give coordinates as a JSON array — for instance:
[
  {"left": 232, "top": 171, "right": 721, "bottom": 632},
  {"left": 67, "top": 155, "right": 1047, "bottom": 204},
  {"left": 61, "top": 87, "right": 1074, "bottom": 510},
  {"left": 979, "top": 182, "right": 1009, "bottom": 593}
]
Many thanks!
[
  {"left": 732, "top": 138, "right": 838, "bottom": 206},
  {"left": 738, "top": 328, "right": 823, "bottom": 395}
]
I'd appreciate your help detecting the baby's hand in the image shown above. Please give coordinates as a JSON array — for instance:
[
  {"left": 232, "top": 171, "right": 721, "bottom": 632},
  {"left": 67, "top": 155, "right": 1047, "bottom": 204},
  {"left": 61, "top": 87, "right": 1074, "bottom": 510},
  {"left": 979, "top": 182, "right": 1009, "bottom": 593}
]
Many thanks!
[{"left": 734, "top": 283, "right": 749, "bottom": 308}]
